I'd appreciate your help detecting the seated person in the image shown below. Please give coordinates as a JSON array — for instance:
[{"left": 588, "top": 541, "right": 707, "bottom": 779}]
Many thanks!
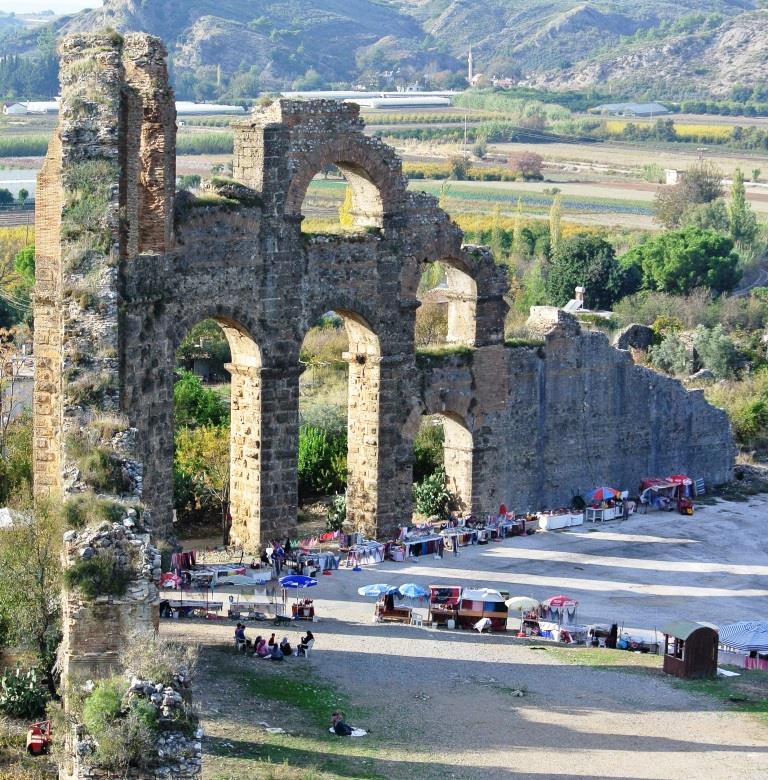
[
  {"left": 268, "top": 633, "right": 276, "bottom": 646},
  {"left": 255, "top": 637, "right": 270, "bottom": 658},
  {"left": 331, "top": 711, "right": 353, "bottom": 736},
  {"left": 234, "top": 623, "right": 246, "bottom": 650},
  {"left": 280, "top": 636, "right": 292, "bottom": 656},
  {"left": 269, "top": 642, "right": 284, "bottom": 661},
  {"left": 296, "top": 631, "right": 314, "bottom": 656}
]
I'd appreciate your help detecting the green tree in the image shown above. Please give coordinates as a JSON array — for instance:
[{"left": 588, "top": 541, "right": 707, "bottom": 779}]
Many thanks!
[
  {"left": 174, "top": 425, "right": 230, "bottom": 542},
  {"left": 654, "top": 161, "right": 724, "bottom": 228},
  {"left": 728, "top": 168, "right": 759, "bottom": 246},
  {"left": 0, "top": 503, "right": 62, "bottom": 696},
  {"left": 0, "top": 189, "right": 12, "bottom": 206},
  {"left": 297, "top": 424, "right": 347, "bottom": 499},
  {"left": 620, "top": 227, "right": 741, "bottom": 295},
  {"left": 549, "top": 194, "right": 562, "bottom": 255},
  {"left": 13, "top": 244, "right": 35, "bottom": 287},
  {"left": 173, "top": 369, "right": 229, "bottom": 427},
  {"left": 17, "top": 188, "right": 28, "bottom": 204},
  {"left": 490, "top": 204, "right": 504, "bottom": 260},
  {"left": 511, "top": 198, "right": 526, "bottom": 258},
  {"left": 449, "top": 156, "right": 470, "bottom": 181},
  {"left": 545, "top": 233, "right": 628, "bottom": 310}
]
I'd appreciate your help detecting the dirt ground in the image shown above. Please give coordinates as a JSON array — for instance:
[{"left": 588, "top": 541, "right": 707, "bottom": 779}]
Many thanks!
[{"left": 163, "top": 496, "right": 768, "bottom": 779}]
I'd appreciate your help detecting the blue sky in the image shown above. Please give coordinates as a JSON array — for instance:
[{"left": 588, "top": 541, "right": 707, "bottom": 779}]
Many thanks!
[{"left": 0, "top": 1, "right": 101, "bottom": 13}]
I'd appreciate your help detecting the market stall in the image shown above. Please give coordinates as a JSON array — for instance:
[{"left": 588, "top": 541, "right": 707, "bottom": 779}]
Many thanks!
[
  {"left": 540, "top": 594, "right": 579, "bottom": 625},
  {"left": 457, "top": 588, "right": 508, "bottom": 631},
  {"left": 428, "top": 584, "right": 462, "bottom": 626},
  {"left": 639, "top": 478, "right": 678, "bottom": 512},
  {"left": 718, "top": 621, "right": 768, "bottom": 671}
]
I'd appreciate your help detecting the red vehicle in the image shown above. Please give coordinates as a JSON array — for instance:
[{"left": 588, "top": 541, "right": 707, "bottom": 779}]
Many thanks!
[{"left": 26, "top": 720, "right": 51, "bottom": 755}]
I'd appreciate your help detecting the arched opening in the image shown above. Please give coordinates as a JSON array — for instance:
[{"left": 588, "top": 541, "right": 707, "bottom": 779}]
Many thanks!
[
  {"left": 298, "top": 309, "right": 381, "bottom": 535},
  {"left": 300, "top": 162, "right": 384, "bottom": 234},
  {"left": 413, "top": 412, "right": 474, "bottom": 517},
  {"left": 173, "top": 317, "right": 262, "bottom": 548},
  {"left": 416, "top": 260, "right": 477, "bottom": 348}
]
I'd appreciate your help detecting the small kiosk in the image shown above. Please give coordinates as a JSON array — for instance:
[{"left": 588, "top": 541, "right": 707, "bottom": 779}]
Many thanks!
[{"left": 661, "top": 620, "right": 718, "bottom": 679}]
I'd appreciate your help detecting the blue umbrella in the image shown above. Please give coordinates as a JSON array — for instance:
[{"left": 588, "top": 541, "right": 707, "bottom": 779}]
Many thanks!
[
  {"left": 279, "top": 575, "right": 318, "bottom": 589},
  {"left": 397, "top": 583, "right": 429, "bottom": 599},
  {"left": 357, "top": 583, "right": 392, "bottom": 597}
]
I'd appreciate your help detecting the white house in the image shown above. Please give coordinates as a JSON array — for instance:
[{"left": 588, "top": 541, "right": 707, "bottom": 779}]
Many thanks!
[{"left": 2, "top": 102, "right": 27, "bottom": 116}]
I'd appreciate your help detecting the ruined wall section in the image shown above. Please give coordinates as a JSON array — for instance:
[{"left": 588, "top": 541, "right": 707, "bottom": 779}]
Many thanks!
[
  {"left": 61, "top": 513, "right": 159, "bottom": 686},
  {"left": 53, "top": 34, "right": 127, "bottom": 500},
  {"left": 501, "top": 311, "right": 734, "bottom": 511},
  {"left": 34, "top": 33, "right": 176, "bottom": 528}
]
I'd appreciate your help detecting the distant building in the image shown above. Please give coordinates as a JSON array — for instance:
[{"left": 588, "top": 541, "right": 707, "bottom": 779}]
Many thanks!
[
  {"left": 3, "top": 103, "right": 27, "bottom": 115},
  {"left": 665, "top": 169, "right": 686, "bottom": 186},
  {"left": 175, "top": 101, "right": 245, "bottom": 115},
  {"left": 591, "top": 102, "right": 670, "bottom": 118},
  {"left": 25, "top": 100, "right": 59, "bottom": 114}
]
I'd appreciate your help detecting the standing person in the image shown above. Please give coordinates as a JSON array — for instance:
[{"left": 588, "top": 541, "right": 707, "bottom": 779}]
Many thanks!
[
  {"left": 273, "top": 542, "right": 284, "bottom": 576},
  {"left": 622, "top": 498, "right": 630, "bottom": 521}
]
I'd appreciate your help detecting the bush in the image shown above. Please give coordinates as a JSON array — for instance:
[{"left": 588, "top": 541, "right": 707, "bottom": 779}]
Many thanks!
[
  {"left": 413, "top": 469, "right": 451, "bottom": 518},
  {"left": 706, "top": 370, "right": 768, "bottom": 450},
  {"left": 121, "top": 632, "right": 198, "bottom": 690},
  {"left": 326, "top": 493, "right": 346, "bottom": 532},
  {"left": 0, "top": 668, "right": 48, "bottom": 719},
  {"left": 413, "top": 420, "right": 444, "bottom": 482},
  {"left": 64, "top": 549, "right": 132, "bottom": 600},
  {"left": 298, "top": 424, "right": 347, "bottom": 499},
  {"left": 78, "top": 448, "right": 130, "bottom": 493},
  {"left": 82, "top": 676, "right": 158, "bottom": 770},
  {"left": 63, "top": 495, "right": 125, "bottom": 528},
  {"left": 693, "top": 324, "right": 739, "bottom": 379},
  {"left": 648, "top": 333, "right": 691, "bottom": 376}
]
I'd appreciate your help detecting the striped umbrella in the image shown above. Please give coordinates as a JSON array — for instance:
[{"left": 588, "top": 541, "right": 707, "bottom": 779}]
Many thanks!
[{"left": 718, "top": 621, "right": 768, "bottom": 652}]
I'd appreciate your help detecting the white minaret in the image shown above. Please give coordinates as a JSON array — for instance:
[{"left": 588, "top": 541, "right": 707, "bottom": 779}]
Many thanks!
[{"left": 468, "top": 46, "right": 474, "bottom": 84}]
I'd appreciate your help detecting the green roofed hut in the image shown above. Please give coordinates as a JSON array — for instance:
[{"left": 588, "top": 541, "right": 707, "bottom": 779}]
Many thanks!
[{"left": 661, "top": 620, "right": 718, "bottom": 679}]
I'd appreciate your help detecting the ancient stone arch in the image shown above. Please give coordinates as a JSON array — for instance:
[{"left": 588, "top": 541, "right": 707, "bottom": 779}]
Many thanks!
[{"left": 34, "top": 32, "right": 733, "bottom": 555}]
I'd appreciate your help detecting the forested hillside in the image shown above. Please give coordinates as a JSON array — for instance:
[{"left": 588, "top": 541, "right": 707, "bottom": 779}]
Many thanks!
[{"left": 1, "top": 0, "right": 767, "bottom": 99}]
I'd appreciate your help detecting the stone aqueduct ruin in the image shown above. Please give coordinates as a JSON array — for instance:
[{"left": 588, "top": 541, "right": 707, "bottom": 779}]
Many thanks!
[{"left": 34, "top": 33, "right": 734, "bottom": 552}]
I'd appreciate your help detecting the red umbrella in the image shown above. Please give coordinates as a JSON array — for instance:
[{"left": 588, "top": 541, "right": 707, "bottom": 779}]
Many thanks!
[
  {"left": 667, "top": 474, "right": 692, "bottom": 485},
  {"left": 587, "top": 486, "right": 620, "bottom": 502},
  {"left": 542, "top": 594, "right": 578, "bottom": 608}
]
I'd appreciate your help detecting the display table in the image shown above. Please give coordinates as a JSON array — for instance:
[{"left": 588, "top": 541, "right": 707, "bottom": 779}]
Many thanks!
[
  {"left": 537, "top": 512, "right": 584, "bottom": 530},
  {"left": 586, "top": 507, "right": 618, "bottom": 523},
  {"left": 375, "top": 605, "right": 412, "bottom": 623},
  {"left": 441, "top": 528, "right": 477, "bottom": 547},
  {"left": 345, "top": 541, "right": 386, "bottom": 566},
  {"left": 401, "top": 534, "right": 444, "bottom": 558}
]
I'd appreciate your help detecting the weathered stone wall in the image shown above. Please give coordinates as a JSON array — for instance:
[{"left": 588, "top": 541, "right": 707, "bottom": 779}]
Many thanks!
[
  {"left": 35, "top": 33, "right": 734, "bottom": 557},
  {"left": 61, "top": 513, "right": 159, "bottom": 686}
]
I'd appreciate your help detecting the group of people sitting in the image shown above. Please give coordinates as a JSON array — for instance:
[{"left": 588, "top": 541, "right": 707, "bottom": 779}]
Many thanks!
[{"left": 234, "top": 624, "right": 314, "bottom": 659}]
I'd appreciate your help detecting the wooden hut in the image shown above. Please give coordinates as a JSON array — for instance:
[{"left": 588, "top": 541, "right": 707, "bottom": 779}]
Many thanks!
[{"left": 661, "top": 620, "right": 718, "bottom": 679}]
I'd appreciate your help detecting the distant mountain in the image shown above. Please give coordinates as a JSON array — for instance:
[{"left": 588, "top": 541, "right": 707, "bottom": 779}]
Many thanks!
[{"left": 3, "top": 1, "right": 768, "bottom": 99}]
